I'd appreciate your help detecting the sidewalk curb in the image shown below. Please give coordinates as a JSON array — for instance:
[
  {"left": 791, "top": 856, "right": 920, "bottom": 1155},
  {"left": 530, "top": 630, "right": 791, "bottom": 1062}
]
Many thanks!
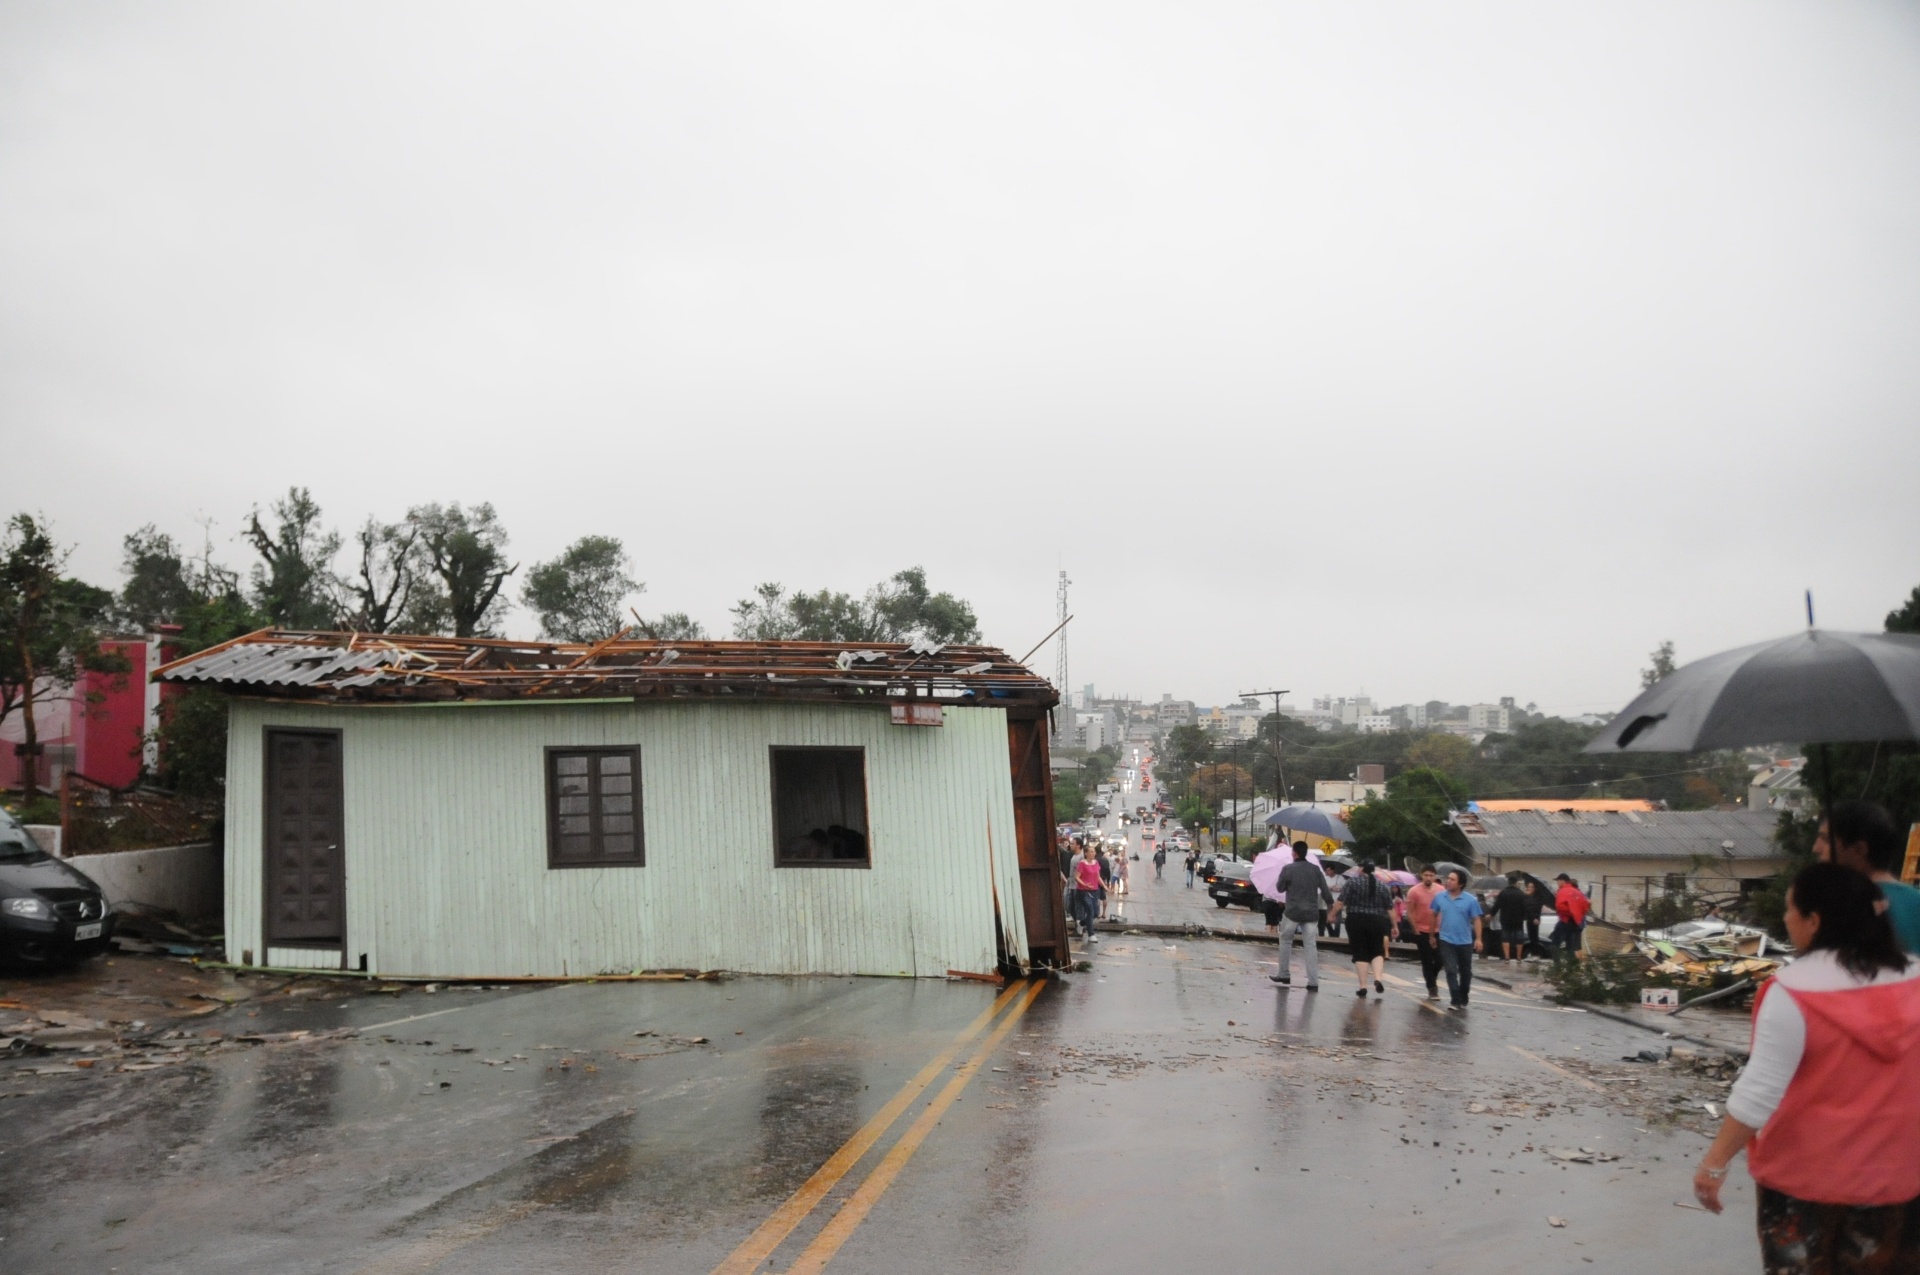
[
  {"left": 1089, "top": 921, "right": 1418, "bottom": 961},
  {"left": 1567, "top": 1000, "right": 1746, "bottom": 1058}
]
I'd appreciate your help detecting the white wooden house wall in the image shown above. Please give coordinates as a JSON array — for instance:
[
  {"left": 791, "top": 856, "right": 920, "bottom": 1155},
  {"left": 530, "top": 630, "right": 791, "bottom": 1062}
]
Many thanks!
[{"left": 223, "top": 698, "right": 1028, "bottom": 977}]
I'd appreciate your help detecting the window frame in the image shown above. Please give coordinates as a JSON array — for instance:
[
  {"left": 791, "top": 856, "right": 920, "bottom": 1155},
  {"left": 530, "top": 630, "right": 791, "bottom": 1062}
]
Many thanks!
[
  {"left": 543, "top": 745, "right": 645, "bottom": 869},
  {"left": 769, "top": 745, "right": 872, "bottom": 870}
]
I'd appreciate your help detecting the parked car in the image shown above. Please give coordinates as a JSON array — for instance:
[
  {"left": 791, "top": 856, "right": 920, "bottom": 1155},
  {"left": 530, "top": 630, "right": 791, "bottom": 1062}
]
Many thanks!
[
  {"left": 0, "top": 808, "right": 114, "bottom": 966},
  {"left": 1205, "top": 857, "right": 1262, "bottom": 910}
]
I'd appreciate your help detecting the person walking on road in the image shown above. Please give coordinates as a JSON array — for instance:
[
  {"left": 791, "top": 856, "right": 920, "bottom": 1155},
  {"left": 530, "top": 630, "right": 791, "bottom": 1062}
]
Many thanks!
[
  {"left": 1405, "top": 866, "right": 1445, "bottom": 999},
  {"left": 1269, "top": 841, "right": 1333, "bottom": 992},
  {"left": 1330, "top": 859, "right": 1396, "bottom": 998},
  {"left": 1815, "top": 799, "right": 1920, "bottom": 955},
  {"left": 1069, "top": 844, "right": 1103, "bottom": 945},
  {"left": 1495, "top": 875, "right": 1529, "bottom": 964},
  {"left": 1551, "top": 873, "right": 1589, "bottom": 960},
  {"left": 1184, "top": 849, "right": 1198, "bottom": 888},
  {"left": 1153, "top": 845, "right": 1167, "bottom": 880},
  {"left": 1097, "top": 847, "right": 1115, "bottom": 921},
  {"left": 1692, "top": 862, "right": 1920, "bottom": 1271},
  {"left": 1431, "top": 868, "right": 1484, "bottom": 1011}
]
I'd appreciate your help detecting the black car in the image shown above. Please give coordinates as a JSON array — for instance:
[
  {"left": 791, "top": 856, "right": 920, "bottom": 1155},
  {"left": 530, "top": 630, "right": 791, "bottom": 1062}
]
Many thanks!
[
  {"left": 1205, "top": 857, "right": 1262, "bottom": 909},
  {"left": 0, "top": 809, "right": 114, "bottom": 966}
]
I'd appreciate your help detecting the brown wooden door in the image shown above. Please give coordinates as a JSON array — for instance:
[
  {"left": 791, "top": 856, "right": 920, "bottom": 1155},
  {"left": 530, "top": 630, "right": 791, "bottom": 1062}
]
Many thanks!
[
  {"left": 1007, "top": 712, "right": 1067, "bottom": 968},
  {"left": 265, "top": 729, "right": 344, "bottom": 945}
]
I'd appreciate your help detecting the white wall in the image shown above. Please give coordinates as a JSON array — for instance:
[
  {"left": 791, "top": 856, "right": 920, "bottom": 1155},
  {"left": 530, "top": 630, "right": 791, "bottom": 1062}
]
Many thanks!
[
  {"left": 225, "top": 698, "right": 1026, "bottom": 979},
  {"left": 61, "top": 842, "right": 220, "bottom": 923}
]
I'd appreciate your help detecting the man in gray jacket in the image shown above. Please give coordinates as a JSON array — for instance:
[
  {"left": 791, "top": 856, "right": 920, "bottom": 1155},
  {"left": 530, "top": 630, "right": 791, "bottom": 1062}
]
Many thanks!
[{"left": 1270, "top": 841, "right": 1333, "bottom": 991}]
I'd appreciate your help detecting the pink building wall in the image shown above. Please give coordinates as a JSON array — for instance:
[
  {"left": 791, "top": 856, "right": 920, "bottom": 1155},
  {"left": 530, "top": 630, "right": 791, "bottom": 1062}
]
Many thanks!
[{"left": 2, "top": 639, "right": 161, "bottom": 791}]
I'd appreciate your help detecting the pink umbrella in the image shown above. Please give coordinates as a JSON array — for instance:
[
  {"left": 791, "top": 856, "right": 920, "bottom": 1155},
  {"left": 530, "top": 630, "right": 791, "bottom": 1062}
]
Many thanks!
[
  {"left": 1386, "top": 869, "right": 1419, "bottom": 887},
  {"left": 1250, "top": 847, "right": 1289, "bottom": 902}
]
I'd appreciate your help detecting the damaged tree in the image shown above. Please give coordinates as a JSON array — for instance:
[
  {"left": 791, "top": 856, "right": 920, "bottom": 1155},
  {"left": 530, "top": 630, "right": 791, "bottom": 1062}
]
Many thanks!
[{"left": 0, "top": 514, "right": 124, "bottom": 799}]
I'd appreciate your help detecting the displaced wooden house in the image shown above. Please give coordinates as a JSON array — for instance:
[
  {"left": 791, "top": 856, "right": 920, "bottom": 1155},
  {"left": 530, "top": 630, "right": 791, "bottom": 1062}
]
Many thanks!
[{"left": 156, "top": 631, "right": 1067, "bottom": 978}]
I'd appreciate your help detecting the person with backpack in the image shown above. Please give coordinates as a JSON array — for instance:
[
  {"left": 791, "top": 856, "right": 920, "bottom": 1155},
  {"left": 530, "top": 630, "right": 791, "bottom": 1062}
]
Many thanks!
[
  {"left": 1330, "top": 859, "right": 1396, "bottom": 998},
  {"left": 1152, "top": 845, "right": 1167, "bottom": 881},
  {"left": 1552, "top": 873, "right": 1590, "bottom": 960}
]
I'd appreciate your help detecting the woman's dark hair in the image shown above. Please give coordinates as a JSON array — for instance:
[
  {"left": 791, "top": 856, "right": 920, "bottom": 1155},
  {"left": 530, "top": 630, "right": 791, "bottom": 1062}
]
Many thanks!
[
  {"left": 1826, "top": 800, "right": 1902, "bottom": 873},
  {"left": 1790, "top": 862, "right": 1907, "bottom": 979}
]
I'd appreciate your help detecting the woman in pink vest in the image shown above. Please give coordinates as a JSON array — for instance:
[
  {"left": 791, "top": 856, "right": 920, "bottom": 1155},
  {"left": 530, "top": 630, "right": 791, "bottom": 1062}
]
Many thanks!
[{"left": 1693, "top": 863, "right": 1920, "bottom": 1270}]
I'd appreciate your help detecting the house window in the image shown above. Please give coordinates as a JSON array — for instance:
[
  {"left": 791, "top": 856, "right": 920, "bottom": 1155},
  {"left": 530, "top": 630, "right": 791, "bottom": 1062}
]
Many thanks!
[
  {"left": 771, "top": 747, "right": 870, "bottom": 867},
  {"left": 546, "top": 748, "right": 643, "bottom": 867},
  {"left": 1664, "top": 873, "right": 1687, "bottom": 893}
]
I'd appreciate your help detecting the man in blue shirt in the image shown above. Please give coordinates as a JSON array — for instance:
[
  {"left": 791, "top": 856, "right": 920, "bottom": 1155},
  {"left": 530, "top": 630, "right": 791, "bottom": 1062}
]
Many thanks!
[{"left": 1429, "top": 868, "right": 1485, "bottom": 1011}]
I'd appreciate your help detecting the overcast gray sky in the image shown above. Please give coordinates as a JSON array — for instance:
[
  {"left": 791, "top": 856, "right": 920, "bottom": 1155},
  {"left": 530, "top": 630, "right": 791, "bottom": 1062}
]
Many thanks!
[{"left": 4, "top": 2, "right": 1917, "bottom": 716}]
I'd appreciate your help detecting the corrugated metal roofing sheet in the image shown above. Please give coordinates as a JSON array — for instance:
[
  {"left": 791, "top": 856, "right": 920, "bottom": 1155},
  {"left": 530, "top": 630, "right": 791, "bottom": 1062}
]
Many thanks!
[
  {"left": 154, "top": 629, "right": 1058, "bottom": 708},
  {"left": 1463, "top": 807, "right": 1780, "bottom": 860}
]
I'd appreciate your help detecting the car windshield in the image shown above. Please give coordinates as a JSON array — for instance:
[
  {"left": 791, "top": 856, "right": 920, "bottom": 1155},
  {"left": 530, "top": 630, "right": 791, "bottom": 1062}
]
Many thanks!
[{"left": 0, "top": 811, "right": 48, "bottom": 862}]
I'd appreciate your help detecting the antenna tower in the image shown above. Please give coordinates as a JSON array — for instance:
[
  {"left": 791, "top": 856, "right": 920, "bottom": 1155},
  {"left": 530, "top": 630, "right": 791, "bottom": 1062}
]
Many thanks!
[{"left": 1054, "top": 569, "right": 1071, "bottom": 697}]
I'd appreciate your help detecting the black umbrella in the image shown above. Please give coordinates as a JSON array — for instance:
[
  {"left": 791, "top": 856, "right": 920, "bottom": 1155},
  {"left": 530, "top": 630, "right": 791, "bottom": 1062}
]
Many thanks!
[
  {"left": 1583, "top": 628, "right": 1920, "bottom": 812},
  {"left": 1583, "top": 629, "right": 1920, "bottom": 754}
]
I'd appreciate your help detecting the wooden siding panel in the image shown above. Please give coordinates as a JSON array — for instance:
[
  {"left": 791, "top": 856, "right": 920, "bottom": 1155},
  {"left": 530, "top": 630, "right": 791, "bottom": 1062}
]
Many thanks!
[{"left": 220, "top": 699, "right": 1025, "bottom": 978}]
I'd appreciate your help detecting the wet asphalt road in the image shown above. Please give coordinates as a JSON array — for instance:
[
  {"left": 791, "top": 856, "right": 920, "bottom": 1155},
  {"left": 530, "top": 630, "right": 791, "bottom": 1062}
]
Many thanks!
[{"left": 1, "top": 935, "right": 1759, "bottom": 1274}]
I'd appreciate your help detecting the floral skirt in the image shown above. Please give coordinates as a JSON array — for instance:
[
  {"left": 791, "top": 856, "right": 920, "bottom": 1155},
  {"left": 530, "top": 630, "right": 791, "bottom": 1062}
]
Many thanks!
[{"left": 1759, "top": 1185, "right": 1920, "bottom": 1274}]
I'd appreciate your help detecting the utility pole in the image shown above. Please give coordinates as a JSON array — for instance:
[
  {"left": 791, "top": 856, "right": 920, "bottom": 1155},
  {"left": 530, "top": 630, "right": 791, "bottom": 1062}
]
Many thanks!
[{"left": 1241, "top": 688, "right": 1292, "bottom": 809}]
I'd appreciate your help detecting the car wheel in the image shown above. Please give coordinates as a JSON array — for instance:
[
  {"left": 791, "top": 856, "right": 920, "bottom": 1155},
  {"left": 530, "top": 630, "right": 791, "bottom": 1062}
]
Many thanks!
[{"left": 1214, "top": 898, "right": 1230, "bottom": 908}]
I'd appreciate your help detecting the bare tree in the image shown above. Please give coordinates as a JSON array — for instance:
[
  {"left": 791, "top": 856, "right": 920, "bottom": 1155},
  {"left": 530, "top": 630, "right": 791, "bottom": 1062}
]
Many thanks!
[{"left": 343, "top": 518, "right": 420, "bottom": 633}]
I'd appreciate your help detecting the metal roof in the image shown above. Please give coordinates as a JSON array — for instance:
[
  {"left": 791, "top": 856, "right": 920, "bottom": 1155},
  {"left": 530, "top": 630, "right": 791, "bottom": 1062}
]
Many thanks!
[
  {"left": 154, "top": 630, "right": 1058, "bottom": 709},
  {"left": 1460, "top": 807, "right": 1782, "bottom": 861}
]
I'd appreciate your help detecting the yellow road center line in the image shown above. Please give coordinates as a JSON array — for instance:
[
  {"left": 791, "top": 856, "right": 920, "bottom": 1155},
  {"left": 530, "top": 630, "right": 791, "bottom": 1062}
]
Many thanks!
[
  {"left": 1508, "top": 1044, "right": 1606, "bottom": 1093},
  {"left": 708, "top": 980, "right": 1027, "bottom": 1275},
  {"left": 784, "top": 979, "right": 1047, "bottom": 1275}
]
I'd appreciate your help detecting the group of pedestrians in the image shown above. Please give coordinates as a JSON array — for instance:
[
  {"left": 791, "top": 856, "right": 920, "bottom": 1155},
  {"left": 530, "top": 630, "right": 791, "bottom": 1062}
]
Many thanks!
[{"left": 1263, "top": 847, "right": 1480, "bottom": 1007}]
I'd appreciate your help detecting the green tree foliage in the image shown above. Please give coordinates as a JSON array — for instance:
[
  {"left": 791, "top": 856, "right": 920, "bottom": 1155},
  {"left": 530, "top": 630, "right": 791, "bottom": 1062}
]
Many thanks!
[
  {"left": 730, "top": 567, "right": 980, "bottom": 644},
  {"left": 1190, "top": 762, "right": 1253, "bottom": 807},
  {"left": 1345, "top": 766, "right": 1470, "bottom": 864},
  {"left": 407, "top": 503, "right": 516, "bottom": 637},
  {"left": 0, "top": 515, "right": 125, "bottom": 797},
  {"left": 1051, "top": 743, "right": 1120, "bottom": 823},
  {"left": 1641, "top": 639, "right": 1677, "bottom": 690},
  {"left": 1174, "top": 792, "right": 1212, "bottom": 831},
  {"left": 116, "top": 526, "right": 199, "bottom": 629},
  {"left": 243, "top": 488, "right": 341, "bottom": 628},
  {"left": 644, "top": 612, "right": 708, "bottom": 640},
  {"left": 111, "top": 525, "right": 264, "bottom": 795},
  {"left": 154, "top": 689, "right": 232, "bottom": 799},
  {"left": 520, "top": 535, "right": 639, "bottom": 642},
  {"left": 1887, "top": 586, "right": 1920, "bottom": 634}
]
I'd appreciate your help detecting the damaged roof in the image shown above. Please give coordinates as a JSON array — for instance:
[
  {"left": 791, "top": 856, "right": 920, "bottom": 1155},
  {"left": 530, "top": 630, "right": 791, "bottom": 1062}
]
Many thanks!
[
  {"left": 154, "top": 629, "right": 1058, "bottom": 709},
  {"left": 1459, "top": 806, "right": 1782, "bottom": 860}
]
